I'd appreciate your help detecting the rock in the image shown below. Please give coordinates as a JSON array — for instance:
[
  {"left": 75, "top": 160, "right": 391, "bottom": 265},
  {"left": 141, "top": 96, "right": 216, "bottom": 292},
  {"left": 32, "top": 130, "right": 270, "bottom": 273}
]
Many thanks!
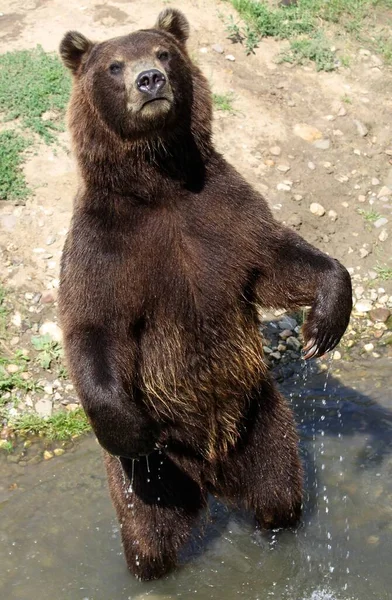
[
  {"left": 335, "top": 174, "right": 349, "bottom": 183},
  {"left": 277, "top": 183, "right": 291, "bottom": 191},
  {"left": 358, "top": 194, "right": 366, "bottom": 202},
  {"left": 212, "top": 44, "right": 224, "bottom": 54},
  {"left": 308, "top": 161, "right": 316, "bottom": 170},
  {"left": 279, "top": 329, "right": 293, "bottom": 340},
  {"left": 225, "top": 54, "right": 235, "bottom": 61},
  {"left": 328, "top": 210, "right": 338, "bottom": 221},
  {"left": 369, "top": 308, "right": 391, "bottom": 323},
  {"left": 293, "top": 194, "right": 303, "bottom": 201},
  {"left": 353, "top": 119, "right": 368, "bottom": 137},
  {"left": 46, "top": 235, "right": 56, "bottom": 245},
  {"left": 286, "top": 336, "right": 302, "bottom": 352},
  {"left": 270, "top": 146, "right": 281, "bottom": 156},
  {"left": 354, "top": 286, "right": 364, "bottom": 299},
  {"left": 44, "top": 450, "right": 54, "bottom": 460},
  {"left": 277, "top": 164, "right": 291, "bottom": 173},
  {"left": 38, "top": 321, "right": 63, "bottom": 342},
  {"left": 54, "top": 448, "right": 65, "bottom": 456},
  {"left": 310, "top": 202, "right": 326, "bottom": 216},
  {"left": 35, "top": 399, "right": 53, "bottom": 418},
  {"left": 355, "top": 299, "right": 373, "bottom": 313},
  {"left": 333, "top": 350, "right": 341, "bottom": 360},
  {"left": 287, "top": 213, "right": 302, "bottom": 228},
  {"left": 379, "top": 229, "right": 389, "bottom": 242},
  {"left": 364, "top": 343, "right": 374, "bottom": 352},
  {"left": 313, "top": 139, "right": 330, "bottom": 150},
  {"left": 333, "top": 129, "right": 343, "bottom": 136},
  {"left": 293, "top": 123, "right": 323, "bottom": 142},
  {"left": 377, "top": 186, "right": 392, "bottom": 198},
  {"left": 41, "top": 289, "right": 58, "bottom": 304},
  {"left": 372, "top": 177, "right": 380, "bottom": 186},
  {"left": 374, "top": 217, "right": 388, "bottom": 228},
  {"left": 6, "top": 364, "right": 20, "bottom": 374},
  {"left": 359, "top": 248, "right": 369, "bottom": 258},
  {"left": 66, "top": 403, "right": 79, "bottom": 412},
  {"left": 368, "top": 270, "right": 378, "bottom": 280},
  {"left": 44, "top": 383, "right": 54, "bottom": 395},
  {"left": 263, "top": 346, "right": 272, "bottom": 354},
  {"left": 278, "top": 316, "right": 297, "bottom": 330},
  {"left": 337, "top": 106, "right": 347, "bottom": 117}
]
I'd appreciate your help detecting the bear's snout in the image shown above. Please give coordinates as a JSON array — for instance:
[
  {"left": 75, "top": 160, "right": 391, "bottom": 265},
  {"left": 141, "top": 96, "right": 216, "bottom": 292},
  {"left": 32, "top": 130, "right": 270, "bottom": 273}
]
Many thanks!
[{"left": 136, "top": 69, "right": 166, "bottom": 97}]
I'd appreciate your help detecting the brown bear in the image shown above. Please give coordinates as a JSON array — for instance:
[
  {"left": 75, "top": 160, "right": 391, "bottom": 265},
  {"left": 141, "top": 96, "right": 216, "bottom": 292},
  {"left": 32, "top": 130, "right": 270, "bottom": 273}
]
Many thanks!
[{"left": 59, "top": 8, "right": 352, "bottom": 581}]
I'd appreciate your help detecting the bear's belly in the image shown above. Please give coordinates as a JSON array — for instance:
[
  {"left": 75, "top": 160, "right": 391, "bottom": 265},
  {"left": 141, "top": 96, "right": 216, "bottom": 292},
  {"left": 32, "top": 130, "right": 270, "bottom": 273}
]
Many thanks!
[{"left": 137, "top": 314, "right": 266, "bottom": 459}]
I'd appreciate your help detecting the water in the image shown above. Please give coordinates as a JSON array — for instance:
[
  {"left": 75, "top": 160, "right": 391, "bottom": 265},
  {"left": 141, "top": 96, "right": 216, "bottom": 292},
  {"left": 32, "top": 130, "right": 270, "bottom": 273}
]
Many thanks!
[{"left": 1, "top": 359, "right": 391, "bottom": 600}]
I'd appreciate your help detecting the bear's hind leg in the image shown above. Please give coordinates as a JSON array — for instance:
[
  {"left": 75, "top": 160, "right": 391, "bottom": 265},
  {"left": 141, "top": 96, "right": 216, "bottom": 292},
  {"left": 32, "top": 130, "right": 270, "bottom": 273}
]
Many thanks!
[
  {"left": 215, "top": 378, "right": 303, "bottom": 531},
  {"left": 104, "top": 450, "right": 205, "bottom": 580}
]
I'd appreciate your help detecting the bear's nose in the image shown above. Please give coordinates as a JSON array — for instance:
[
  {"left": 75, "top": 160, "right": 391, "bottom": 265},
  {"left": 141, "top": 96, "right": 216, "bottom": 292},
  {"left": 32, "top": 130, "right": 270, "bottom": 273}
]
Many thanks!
[{"left": 136, "top": 69, "right": 166, "bottom": 96}]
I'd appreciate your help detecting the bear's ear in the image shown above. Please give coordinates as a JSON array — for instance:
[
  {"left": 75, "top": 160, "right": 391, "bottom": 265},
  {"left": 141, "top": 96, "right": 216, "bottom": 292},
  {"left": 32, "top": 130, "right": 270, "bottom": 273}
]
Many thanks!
[
  {"left": 154, "top": 8, "right": 190, "bottom": 45},
  {"left": 60, "top": 31, "right": 93, "bottom": 74}
]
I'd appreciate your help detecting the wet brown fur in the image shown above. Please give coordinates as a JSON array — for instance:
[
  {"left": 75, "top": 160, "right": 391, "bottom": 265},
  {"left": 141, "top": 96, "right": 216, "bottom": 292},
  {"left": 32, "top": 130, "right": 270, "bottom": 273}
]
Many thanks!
[{"left": 59, "top": 8, "right": 352, "bottom": 580}]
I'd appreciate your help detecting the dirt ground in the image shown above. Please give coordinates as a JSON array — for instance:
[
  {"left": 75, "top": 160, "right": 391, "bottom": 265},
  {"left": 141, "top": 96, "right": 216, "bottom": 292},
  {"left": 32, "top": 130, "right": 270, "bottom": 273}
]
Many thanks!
[{"left": 0, "top": 1, "right": 392, "bottom": 436}]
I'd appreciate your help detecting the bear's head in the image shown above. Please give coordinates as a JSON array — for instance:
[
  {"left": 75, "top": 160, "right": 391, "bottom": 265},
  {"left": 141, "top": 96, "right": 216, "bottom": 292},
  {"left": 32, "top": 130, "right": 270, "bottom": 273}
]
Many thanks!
[{"left": 60, "top": 9, "right": 210, "bottom": 146}]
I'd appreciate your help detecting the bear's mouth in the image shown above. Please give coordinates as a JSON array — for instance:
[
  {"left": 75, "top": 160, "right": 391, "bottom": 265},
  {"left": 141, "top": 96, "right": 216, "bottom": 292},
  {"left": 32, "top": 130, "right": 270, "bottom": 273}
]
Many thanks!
[{"left": 141, "top": 97, "right": 170, "bottom": 109}]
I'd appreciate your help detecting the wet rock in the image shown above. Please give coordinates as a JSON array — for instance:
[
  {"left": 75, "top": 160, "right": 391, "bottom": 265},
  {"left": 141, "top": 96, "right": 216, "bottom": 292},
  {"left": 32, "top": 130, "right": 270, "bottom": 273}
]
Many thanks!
[
  {"left": 369, "top": 308, "right": 390, "bottom": 323},
  {"left": 35, "top": 399, "right": 53, "bottom": 418},
  {"left": 43, "top": 450, "right": 54, "bottom": 460},
  {"left": 279, "top": 329, "right": 293, "bottom": 340},
  {"left": 286, "top": 336, "right": 302, "bottom": 352},
  {"left": 353, "top": 119, "right": 368, "bottom": 137},
  {"left": 278, "top": 316, "right": 297, "bottom": 330},
  {"left": 293, "top": 123, "right": 323, "bottom": 142},
  {"left": 310, "top": 202, "right": 325, "bottom": 216},
  {"left": 270, "top": 351, "right": 281, "bottom": 360},
  {"left": 38, "top": 321, "right": 62, "bottom": 342},
  {"left": 355, "top": 299, "right": 373, "bottom": 313},
  {"left": 54, "top": 448, "right": 65, "bottom": 456},
  {"left": 270, "top": 146, "right": 281, "bottom": 156}
]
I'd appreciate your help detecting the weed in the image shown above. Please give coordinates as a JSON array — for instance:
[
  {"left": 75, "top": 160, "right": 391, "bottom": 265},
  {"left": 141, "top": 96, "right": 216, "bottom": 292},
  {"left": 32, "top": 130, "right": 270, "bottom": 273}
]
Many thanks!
[
  {"left": 225, "top": 15, "right": 245, "bottom": 43},
  {"left": 0, "top": 46, "right": 71, "bottom": 143},
  {"left": 374, "top": 265, "right": 392, "bottom": 280},
  {"left": 31, "top": 334, "right": 63, "bottom": 370},
  {"left": 0, "top": 285, "right": 8, "bottom": 336},
  {"left": 0, "top": 440, "right": 13, "bottom": 452},
  {"left": 357, "top": 208, "right": 382, "bottom": 223},
  {"left": 213, "top": 92, "right": 235, "bottom": 112},
  {"left": 342, "top": 94, "right": 352, "bottom": 104},
  {"left": 0, "top": 131, "right": 30, "bottom": 201},
  {"left": 243, "top": 25, "right": 259, "bottom": 54},
  {"left": 10, "top": 408, "right": 91, "bottom": 440},
  {"left": 279, "top": 32, "right": 337, "bottom": 71}
]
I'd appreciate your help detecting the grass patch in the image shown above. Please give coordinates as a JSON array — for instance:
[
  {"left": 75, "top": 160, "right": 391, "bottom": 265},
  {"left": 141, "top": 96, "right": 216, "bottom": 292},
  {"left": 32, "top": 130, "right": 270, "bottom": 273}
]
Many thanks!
[
  {"left": 0, "top": 46, "right": 71, "bottom": 143},
  {"left": 279, "top": 32, "right": 336, "bottom": 71},
  {"left": 226, "top": 0, "right": 392, "bottom": 68},
  {"left": 31, "top": 334, "right": 63, "bottom": 370},
  {"left": 0, "top": 285, "right": 8, "bottom": 337},
  {"left": 9, "top": 408, "right": 91, "bottom": 441},
  {"left": 213, "top": 92, "right": 236, "bottom": 112},
  {"left": 357, "top": 208, "right": 382, "bottom": 222},
  {"left": 374, "top": 265, "right": 392, "bottom": 280},
  {"left": 0, "top": 46, "right": 71, "bottom": 201},
  {"left": 0, "top": 131, "right": 30, "bottom": 201}
]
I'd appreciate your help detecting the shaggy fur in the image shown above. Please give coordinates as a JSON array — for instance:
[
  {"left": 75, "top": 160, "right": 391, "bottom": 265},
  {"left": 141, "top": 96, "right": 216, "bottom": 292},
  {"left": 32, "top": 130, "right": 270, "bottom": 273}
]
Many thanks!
[{"left": 59, "top": 9, "right": 352, "bottom": 580}]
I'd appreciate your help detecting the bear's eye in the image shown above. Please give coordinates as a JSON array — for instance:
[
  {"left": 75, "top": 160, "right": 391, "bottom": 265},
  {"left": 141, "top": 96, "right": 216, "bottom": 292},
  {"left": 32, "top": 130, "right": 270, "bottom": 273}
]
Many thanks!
[
  {"left": 109, "top": 62, "right": 123, "bottom": 75},
  {"left": 157, "top": 50, "right": 170, "bottom": 62}
]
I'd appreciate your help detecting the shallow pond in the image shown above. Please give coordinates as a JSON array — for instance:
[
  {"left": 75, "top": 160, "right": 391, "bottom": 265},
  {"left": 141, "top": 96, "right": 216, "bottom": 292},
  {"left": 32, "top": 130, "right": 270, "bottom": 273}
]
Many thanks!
[{"left": 1, "top": 359, "right": 391, "bottom": 600}]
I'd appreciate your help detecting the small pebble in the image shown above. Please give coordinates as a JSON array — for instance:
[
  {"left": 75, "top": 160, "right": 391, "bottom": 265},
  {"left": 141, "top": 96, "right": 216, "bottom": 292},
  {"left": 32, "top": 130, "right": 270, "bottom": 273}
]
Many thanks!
[
  {"left": 225, "top": 54, "right": 235, "bottom": 61},
  {"left": 270, "top": 146, "right": 281, "bottom": 156},
  {"left": 308, "top": 162, "right": 316, "bottom": 170},
  {"left": 364, "top": 343, "right": 374, "bottom": 352},
  {"left": 212, "top": 44, "right": 224, "bottom": 54},
  {"left": 310, "top": 202, "right": 326, "bottom": 216},
  {"left": 328, "top": 210, "right": 338, "bottom": 221},
  {"left": 333, "top": 350, "right": 341, "bottom": 360},
  {"left": 379, "top": 229, "right": 388, "bottom": 242},
  {"left": 374, "top": 217, "right": 388, "bottom": 229}
]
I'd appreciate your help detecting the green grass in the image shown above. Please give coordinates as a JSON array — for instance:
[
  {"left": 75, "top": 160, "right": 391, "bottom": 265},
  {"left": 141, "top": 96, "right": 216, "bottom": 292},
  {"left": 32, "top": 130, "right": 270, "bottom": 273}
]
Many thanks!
[
  {"left": 0, "top": 131, "right": 30, "bottom": 201},
  {"left": 9, "top": 408, "right": 91, "bottom": 440},
  {"left": 279, "top": 32, "right": 337, "bottom": 71},
  {"left": 0, "top": 285, "right": 8, "bottom": 337},
  {"left": 213, "top": 92, "right": 235, "bottom": 112},
  {"left": 0, "top": 46, "right": 71, "bottom": 143},
  {"left": 357, "top": 208, "right": 382, "bottom": 222},
  {"left": 31, "top": 334, "right": 64, "bottom": 370},
  {"left": 226, "top": 0, "right": 392, "bottom": 69},
  {"left": 374, "top": 265, "right": 392, "bottom": 280},
  {"left": 0, "top": 46, "right": 71, "bottom": 201}
]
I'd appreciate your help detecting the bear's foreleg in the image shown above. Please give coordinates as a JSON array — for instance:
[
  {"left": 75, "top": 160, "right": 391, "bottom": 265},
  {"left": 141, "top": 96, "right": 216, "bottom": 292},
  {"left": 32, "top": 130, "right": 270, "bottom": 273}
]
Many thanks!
[{"left": 104, "top": 450, "right": 206, "bottom": 580}]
